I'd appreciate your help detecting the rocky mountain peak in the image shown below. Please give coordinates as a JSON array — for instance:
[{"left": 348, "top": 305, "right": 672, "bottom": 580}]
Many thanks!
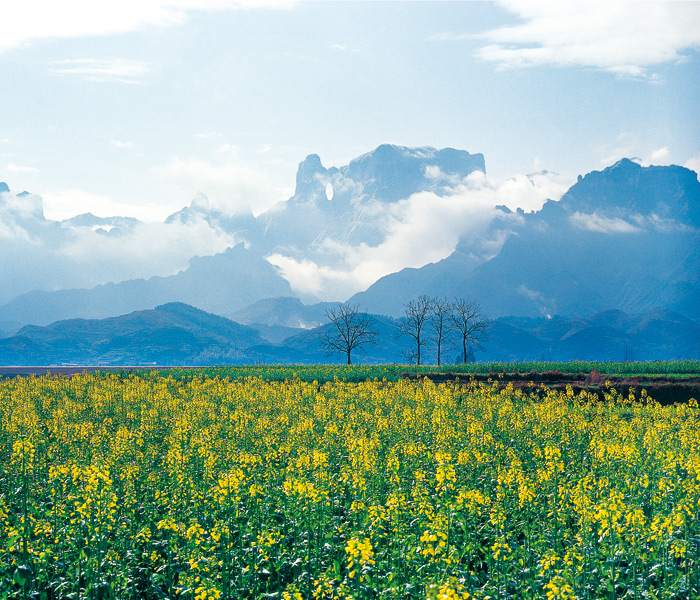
[
  {"left": 294, "top": 154, "right": 329, "bottom": 198},
  {"left": 550, "top": 160, "right": 700, "bottom": 227},
  {"left": 342, "top": 144, "right": 485, "bottom": 202}
]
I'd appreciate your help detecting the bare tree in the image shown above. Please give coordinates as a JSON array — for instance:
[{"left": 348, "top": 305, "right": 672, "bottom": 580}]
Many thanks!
[
  {"left": 429, "top": 296, "right": 453, "bottom": 366},
  {"left": 451, "top": 298, "right": 489, "bottom": 364},
  {"left": 319, "top": 304, "right": 378, "bottom": 365},
  {"left": 398, "top": 295, "right": 432, "bottom": 365}
]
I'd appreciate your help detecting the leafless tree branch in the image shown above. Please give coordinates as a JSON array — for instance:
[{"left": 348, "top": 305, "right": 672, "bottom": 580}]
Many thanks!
[
  {"left": 398, "top": 295, "right": 432, "bottom": 365},
  {"left": 319, "top": 303, "right": 378, "bottom": 365},
  {"left": 451, "top": 298, "right": 489, "bottom": 364}
]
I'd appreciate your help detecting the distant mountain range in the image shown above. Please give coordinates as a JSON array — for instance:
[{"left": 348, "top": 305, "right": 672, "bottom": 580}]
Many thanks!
[
  {"left": 1, "top": 145, "right": 698, "bottom": 364},
  {"left": 0, "top": 144, "right": 486, "bottom": 326},
  {"left": 0, "top": 303, "right": 262, "bottom": 366},
  {"left": 168, "top": 144, "right": 486, "bottom": 258},
  {"left": 0, "top": 302, "right": 696, "bottom": 366},
  {"left": 0, "top": 245, "right": 291, "bottom": 329},
  {"left": 351, "top": 159, "right": 700, "bottom": 320}
]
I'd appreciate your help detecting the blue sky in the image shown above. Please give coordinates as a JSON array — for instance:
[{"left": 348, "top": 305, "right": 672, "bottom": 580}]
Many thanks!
[{"left": 1, "top": 0, "right": 699, "bottom": 222}]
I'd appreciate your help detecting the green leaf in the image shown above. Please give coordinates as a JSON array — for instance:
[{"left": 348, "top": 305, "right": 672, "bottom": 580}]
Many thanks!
[{"left": 13, "top": 564, "right": 32, "bottom": 586}]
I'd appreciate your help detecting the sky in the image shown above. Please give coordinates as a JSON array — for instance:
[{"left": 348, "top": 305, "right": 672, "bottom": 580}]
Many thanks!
[{"left": 1, "top": 0, "right": 699, "bottom": 223}]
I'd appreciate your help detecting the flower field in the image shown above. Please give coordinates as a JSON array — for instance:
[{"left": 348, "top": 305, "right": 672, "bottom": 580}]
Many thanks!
[{"left": 1, "top": 371, "right": 699, "bottom": 599}]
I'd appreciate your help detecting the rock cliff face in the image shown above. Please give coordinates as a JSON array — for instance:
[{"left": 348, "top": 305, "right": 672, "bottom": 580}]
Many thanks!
[
  {"left": 292, "top": 145, "right": 485, "bottom": 205},
  {"left": 256, "top": 144, "right": 486, "bottom": 252}
]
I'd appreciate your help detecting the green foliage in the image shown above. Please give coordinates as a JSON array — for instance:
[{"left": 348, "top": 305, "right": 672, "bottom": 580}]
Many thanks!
[{"left": 126, "top": 359, "right": 700, "bottom": 383}]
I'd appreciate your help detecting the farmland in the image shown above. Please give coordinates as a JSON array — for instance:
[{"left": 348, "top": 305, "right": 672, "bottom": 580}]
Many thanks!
[{"left": 1, "top": 365, "right": 699, "bottom": 598}]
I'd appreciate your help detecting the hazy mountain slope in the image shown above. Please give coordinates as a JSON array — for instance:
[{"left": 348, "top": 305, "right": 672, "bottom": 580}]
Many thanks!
[
  {"left": 227, "top": 297, "right": 336, "bottom": 329},
  {"left": 486, "top": 309, "right": 700, "bottom": 363},
  {"left": 0, "top": 303, "right": 263, "bottom": 366},
  {"left": 0, "top": 302, "right": 696, "bottom": 366},
  {"left": 0, "top": 245, "right": 292, "bottom": 327}
]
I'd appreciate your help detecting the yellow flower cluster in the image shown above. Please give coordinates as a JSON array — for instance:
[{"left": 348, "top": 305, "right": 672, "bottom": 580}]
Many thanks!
[{"left": 0, "top": 369, "right": 698, "bottom": 599}]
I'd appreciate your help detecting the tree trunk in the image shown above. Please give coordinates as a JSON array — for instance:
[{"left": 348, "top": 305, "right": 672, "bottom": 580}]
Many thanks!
[{"left": 347, "top": 350, "right": 352, "bottom": 365}]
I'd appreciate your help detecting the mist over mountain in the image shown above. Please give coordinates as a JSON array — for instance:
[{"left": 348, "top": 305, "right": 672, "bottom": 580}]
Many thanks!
[
  {"left": 0, "top": 245, "right": 291, "bottom": 327},
  {"left": 170, "top": 145, "right": 486, "bottom": 250},
  {"left": 0, "top": 144, "right": 507, "bottom": 323},
  {"left": 0, "top": 185, "right": 237, "bottom": 305},
  {"left": 352, "top": 159, "right": 700, "bottom": 321},
  {"left": 166, "top": 144, "right": 497, "bottom": 300},
  {"left": 1, "top": 146, "right": 698, "bottom": 367}
]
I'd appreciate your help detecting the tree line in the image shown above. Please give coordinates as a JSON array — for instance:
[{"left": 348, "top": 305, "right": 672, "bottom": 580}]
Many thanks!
[{"left": 320, "top": 296, "right": 488, "bottom": 365}]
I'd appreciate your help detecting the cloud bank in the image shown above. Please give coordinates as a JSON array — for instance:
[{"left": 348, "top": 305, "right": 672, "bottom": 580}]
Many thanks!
[
  {"left": 267, "top": 170, "right": 573, "bottom": 301},
  {"left": 477, "top": 1, "right": 700, "bottom": 79},
  {"left": 0, "top": 1, "right": 299, "bottom": 53},
  {"left": 49, "top": 59, "right": 151, "bottom": 84},
  {"left": 156, "top": 154, "right": 293, "bottom": 216},
  {"left": 0, "top": 186, "right": 236, "bottom": 304}
]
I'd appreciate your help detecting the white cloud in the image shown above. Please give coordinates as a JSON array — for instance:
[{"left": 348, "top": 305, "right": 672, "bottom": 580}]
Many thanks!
[
  {"left": 49, "top": 58, "right": 151, "bottom": 84},
  {"left": 267, "top": 170, "right": 572, "bottom": 300},
  {"left": 0, "top": 1, "right": 299, "bottom": 53},
  {"left": 684, "top": 154, "right": 700, "bottom": 179},
  {"left": 477, "top": 1, "right": 700, "bottom": 79},
  {"left": 156, "top": 155, "right": 292, "bottom": 216},
  {"left": 570, "top": 211, "right": 640, "bottom": 233},
  {"left": 0, "top": 220, "right": 34, "bottom": 243},
  {"left": 57, "top": 216, "right": 237, "bottom": 282},
  {"left": 0, "top": 187, "right": 240, "bottom": 298},
  {"left": 110, "top": 139, "right": 135, "bottom": 149},
  {"left": 598, "top": 133, "right": 675, "bottom": 167},
  {"left": 217, "top": 143, "right": 241, "bottom": 154},
  {"left": 647, "top": 146, "right": 670, "bottom": 164},
  {"left": 6, "top": 162, "right": 38, "bottom": 173},
  {"left": 42, "top": 189, "right": 169, "bottom": 222}
]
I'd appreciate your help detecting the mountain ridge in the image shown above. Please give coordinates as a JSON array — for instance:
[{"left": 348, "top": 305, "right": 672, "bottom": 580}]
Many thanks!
[
  {"left": 2, "top": 148, "right": 698, "bottom": 337},
  {"left": 0, "top": 302, "right": 696, "bottom": 366},
  {"left": 351, "top": 159, "right": 700, "bottom": 320}
]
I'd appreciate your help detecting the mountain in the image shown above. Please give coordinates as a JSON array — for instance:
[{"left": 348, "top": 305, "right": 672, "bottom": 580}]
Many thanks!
[
  {"left": 351, "top": 160, "right": 700, "bottom": 321},
  {"left": 226, "top": 297, "right": 338, "bottom": 344},
  {"left": 168, "top": 144, "right": 486, "bottom": 265},
  {"left": 484, "top": 309, "right": 700, "bottom": 362},
  {"left": 227, "top": 296, "right": 335, "bottom": 329},
  {"left": 0, "top": 301, "right": 696, "bottom": 367},
  {"left": 3, "top": 150, "right": 698, "bottom": 347},
  {"left": 1, "top": 144, "right": 486, "bottom": 324},
  {"left": 0, "top": 244, "right": 292, "bottom": 327},
  {"left": 0, "top": 303, "right": 263, "bottom": 366}
]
